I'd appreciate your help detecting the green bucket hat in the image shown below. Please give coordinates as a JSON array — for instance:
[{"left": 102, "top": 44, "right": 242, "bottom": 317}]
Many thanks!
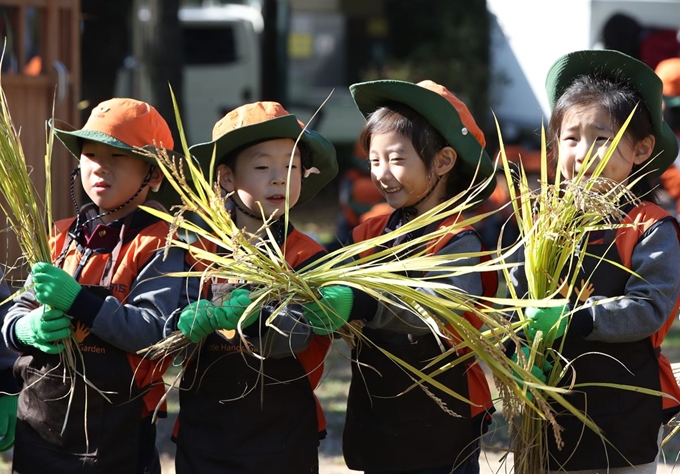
[
  {"left": 188, "top": 101, "right": 338, "bottom": 206},
  {"left": 545, "top": 49, "right": 679, "bottom": 178},
  {"left": 349, "top": 79, "right": 496, "bottom": 203},
  {"left": 49, "top": 98, "right": 189, "bottom": 210}
]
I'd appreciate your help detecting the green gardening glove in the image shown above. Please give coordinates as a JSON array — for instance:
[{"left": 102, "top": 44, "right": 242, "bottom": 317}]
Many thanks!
[
  {"left": 303, "top": 286, "right": 354, "bottom": 335},
  {"left": 0, "top": 394, "right": 17, "bottom": 451},
  {"left": 210, "top": 289, "right": 256, "bottom": 331},
  {"left": 178, "top": 290, "right": 256, "bottom": 343},
  {"left": 525, "top": 306, "right": 569, "bottom": 341},
  {"left": 14, "top": 306, "right": 71, "bottom": 354},
  {"left": 178, "top": 300, "right": 218, "bottom": 343},
  {"left": 31, "top": 262, "right": 82, "bottom": 311},
  {"left": 511, "top": 346, "right": 553, "bottom": 402}
]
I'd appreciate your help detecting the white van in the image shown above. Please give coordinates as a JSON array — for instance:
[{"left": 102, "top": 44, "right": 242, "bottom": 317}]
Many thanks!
[
  {"left": 116, "top": 3, "right": 262, "bottom": 144},
  {"left": 487, "top": 0, "right": 680, "bottom": 135},
  {"left": 178, "top": 4, "right": 263, "bottom": 144},
  {"left": 117, "top": 3, "right": 364, "bottom": 149}
]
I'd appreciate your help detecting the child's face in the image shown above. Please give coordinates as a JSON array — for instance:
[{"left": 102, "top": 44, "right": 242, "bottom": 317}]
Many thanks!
[
  {"left": 219, "top": 138, "right": 302, "bottom": 226},
  {"left": 80, "top": 141, "right": 161, "bottom": 223},
  {"left": 368, "top": 132, "right": 450, "bottom": 213},
  {"left": 557, "top": 105, "right": 654, "bottom": 186}
]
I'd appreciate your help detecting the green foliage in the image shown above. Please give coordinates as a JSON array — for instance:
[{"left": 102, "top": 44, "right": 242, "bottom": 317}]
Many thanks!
[{"left": 363, "top": 0, "right": 490, "bottom": 122}]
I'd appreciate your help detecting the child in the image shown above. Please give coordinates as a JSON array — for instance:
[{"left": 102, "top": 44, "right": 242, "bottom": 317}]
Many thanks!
[
  {"left": 169, "top": 101, "right": 338, "bottom": 473},
  {"left": 514, "top": 49, "right": 680, "bottom": 473},
  {"left": 303, "top": 80, "right": 498, "bottom": 474},
  {"left": 330, "top": 140, "right": 390, "bottom": 251},
  {"left": 1, "top": 98, "right": 199, "bottom": 473},
  {"left": 0, "top": 272, "right": 18, "bottom": 452},
  {"left": 656, "top": 57, "right": 680, "bottom": 219}
]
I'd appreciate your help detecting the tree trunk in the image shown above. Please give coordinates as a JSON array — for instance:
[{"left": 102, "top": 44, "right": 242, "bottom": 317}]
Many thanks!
[
  {"left": 136, "top": 0, "right": 183, "bottom": 150},
  {"left": 80, "top": 0, "right": 134, "bottom": 123},
  {"left": 261, "top": 0, "right": 288, "bottom": 104}
]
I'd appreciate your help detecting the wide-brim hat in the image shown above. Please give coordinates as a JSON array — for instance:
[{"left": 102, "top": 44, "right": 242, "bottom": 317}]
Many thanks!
[
  {"left": 349, "top": 79, "right": 496, "bottom": 203},
  {"left": 49, "top": 98, "right": 189, "bottom": 210},
  {"left": 49, "top": 98, "right": 175, "bottom": 166},
  {"left": 545, "top": 49, "right": 679, "bottom": 178},
  {"left": 189, "top": 101, "right": 337, "bottom": 206}
]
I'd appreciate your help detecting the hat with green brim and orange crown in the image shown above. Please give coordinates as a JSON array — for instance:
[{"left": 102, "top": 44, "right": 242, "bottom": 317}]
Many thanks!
[
  {"left": 349, "top": 79, "right": 496, "bottom": 203},
  {"left": 49, "top": 98, "right": 174, "bottom": 166},
  {"left": 48, "top": 98, "right": 191, "bottom": 210},
  {"left": 189, "top": 101, "right": 338, "bottom": 206},
  {"left": 545, "top": 49, "right": 679, "bottom": 178}
]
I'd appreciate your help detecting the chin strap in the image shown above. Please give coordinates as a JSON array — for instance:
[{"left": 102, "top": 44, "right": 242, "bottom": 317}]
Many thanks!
[
  {"left": 227, "top": 195, "right": 287, "bottom": 244},
  {"left": 68, "top": 166, "right": 153, "bottom": 239},
  {"left": 401, "top": 174, "right": 442, "bottom": 220},
  {"left": 228, "top": 195, "right": 263, "bottom": 221}
]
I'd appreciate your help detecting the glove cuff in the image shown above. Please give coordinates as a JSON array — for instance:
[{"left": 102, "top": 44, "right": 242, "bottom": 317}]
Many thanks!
[
  {"left": 14, "top": 317, "right": 35, "bottom": 347},
  {"left": 0, "top": 393, "right": 18, "bottom": 412},
  {"left": 60, "top": 281, "right": 82, "bottom": 312},
  {"left": 329, "top": 287, "right": 354, "bottom": 320}
]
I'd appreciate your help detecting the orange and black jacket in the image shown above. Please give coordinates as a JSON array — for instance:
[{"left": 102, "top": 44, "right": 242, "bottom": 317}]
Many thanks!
[
  {"left": 510, "top": 201, "right": 680, "bottom": 470},
  {"left": 341, "top": 210, "right": 497, "bottom": 472},
  {"left": 2, "top": 204, "right": 198, "bottom": 473},
  {"left": 172, "top": 220, "right": 332, "bottom": 474}
]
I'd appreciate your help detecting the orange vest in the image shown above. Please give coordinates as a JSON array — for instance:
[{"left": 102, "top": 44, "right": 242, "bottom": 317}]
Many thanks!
[
  {"left": 351, "top": 213, "right": 497, "bottom": 417},
  {"left": 613, "top": 202, "right": 680, "bottom": 411},
  {"left": 52, "top": 216, "right": 172, "bottom": 416}
]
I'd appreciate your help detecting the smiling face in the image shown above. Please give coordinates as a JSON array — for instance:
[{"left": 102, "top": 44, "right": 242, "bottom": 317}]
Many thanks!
[
  {"left": 80, "top": 141, "right": 162, "bottom": 223},
  {"left": 218, "top": 138, "right": 302, "bottom": 231},
  {"left": 368, "top": 131, "right": 454, "bottom": 214},
  {"left": 557, "top": 104, "right": 655, "bottom": 185}
]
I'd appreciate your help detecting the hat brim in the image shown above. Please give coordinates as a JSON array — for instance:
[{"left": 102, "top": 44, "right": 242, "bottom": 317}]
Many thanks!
[
  {"left": 545, "top": 50, "right": 679, "bottom": 178},
  {"left": 49, "top": 118, "right": 161, "bottom": 166},
  {"left": 189, "top": 115, "right": 337, "bottom": 206},
  {"left": 349, "top": 80, "right": 496, "bottom": 203},
  {"left": 50, "top": 118, "right": 195, "bottom": 210},
  {"left": 664, "top": 95, "right": 680, "bottom": 108}
]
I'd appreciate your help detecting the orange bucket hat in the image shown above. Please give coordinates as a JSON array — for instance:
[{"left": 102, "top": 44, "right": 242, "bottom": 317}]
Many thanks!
[
  {"left": 349, "top": 79, "right": 496, "bottom": 203},
  {"left": 189, "top": 101, "right": 337, "bottom": 205},
  {"left": 49, "top": 98, "right": 174, "bottom": 166},
  {"left": 655, "top": 57, "right": 680, "bottom": 108}
]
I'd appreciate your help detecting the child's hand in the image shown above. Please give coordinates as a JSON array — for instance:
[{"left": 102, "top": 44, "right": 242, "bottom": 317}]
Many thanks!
[
  {"left": 525, "top": 306, "right": 569, "bottom": 340},
  {"left": 0, "top": 394, "right": 17, "bottom": 451},
  {"left": 14, "top": 306, "right": 70, "bottom": 354},
  {"left": 303, "top": 286, "right": 354, "bottom": 335},
  {"left": 178, "top": 290, "right": 256, "bottom": 342},
  {"left": 211, "top": 289, "right": 256, "bottom": 331},
  {"left": 178, "top": 300, "right": 217, "bottom": 342},
  {"left": 31, "top": 262, "right": 82, "bottom": 311},
  {"left": 511, "top": 346, "right": 553, "bottom": 402}
]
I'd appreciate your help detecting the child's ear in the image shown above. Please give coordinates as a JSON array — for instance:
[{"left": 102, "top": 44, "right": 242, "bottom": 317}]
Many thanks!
[
  {"left": 435, "top": 146, "right": 457, "bottom": 176},
  {"left": 633, "top": 135, "right": 656, "bottom": 165},
  {"left": 149, "top": 167, "right": 163, "bottom": 192},
  {"left": 217, "top": 164, "right": 236, "bottom": 192}
]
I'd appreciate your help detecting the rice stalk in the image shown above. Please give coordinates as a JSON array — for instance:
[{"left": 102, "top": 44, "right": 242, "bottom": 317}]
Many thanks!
[
  {"left": 136, "top": 88, "right": 613, "bottom": 435},
  {"left": 141, "top": 151, "right": 582, "bottom": 424},
  {"left": 0, "top": 52, "right": 92, "bottom": 440},
  {"left": 0, "top": 71, "right": 51, "bottom": 265},
  {"left": 494, "top": 110, "right": 656, "bottom": 473},
  {"left": 132, "top": 88, "right": 562, "bottom": 423}
]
